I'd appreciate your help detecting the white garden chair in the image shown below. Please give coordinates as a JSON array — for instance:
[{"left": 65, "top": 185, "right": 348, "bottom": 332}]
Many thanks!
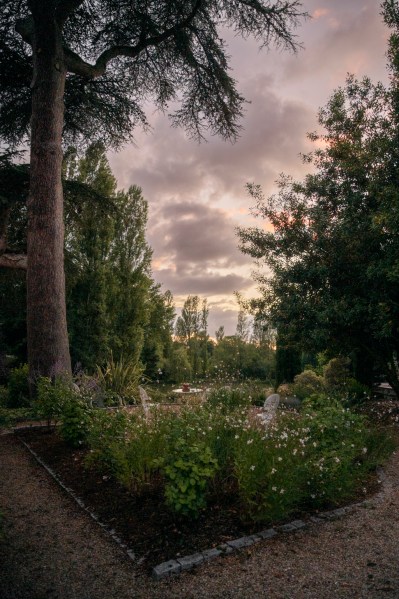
[{"left": 258, "top": 393, "right": 280, "bottom": 427}]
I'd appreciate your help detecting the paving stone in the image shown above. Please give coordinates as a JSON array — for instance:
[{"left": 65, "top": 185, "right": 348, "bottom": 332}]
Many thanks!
[
  {"left": 247, "top": 534, "right": 262, "bottom": 544},
  {"left": 152, "top": 560, "right": 181, "bottom": 580},
  {"left": 310, "top": 516, "right": 323, "bottom": 523},
  {"left": 218, "top": 543, "right": 234, "bottom": 554},
  {"left": 331, "top": 508, "right": 347, "bottom": 517},
  {"left": 318, "top": 511, "right": 336, "bottom": 519},
  {"left": 201, "top": 548, "right": 223, "bottom": 561},
  {"left": 276, "top": 523, "right": 298, "bottom": 533},
  {"left": 226, "top": 536, "right": 256, "bottom": 550},
  {"left": 177, "top": 553, "right": 204, "bottom": 570},
  {"left": 257, "top": 528, "right": 277, "bottom": 540},
  {"left": 290, "top": 519, "right": 306, "bottom": 529}
]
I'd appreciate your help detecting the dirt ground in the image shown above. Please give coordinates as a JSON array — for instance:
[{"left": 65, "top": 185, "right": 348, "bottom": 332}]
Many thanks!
[{"left": 1, "top": 429, "right": 399, "bottom": 599}]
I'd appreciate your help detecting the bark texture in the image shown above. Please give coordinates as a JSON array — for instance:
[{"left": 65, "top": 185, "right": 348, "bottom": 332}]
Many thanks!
[{"left": 27, "top": 0, "right": 71, "bottom": 378}]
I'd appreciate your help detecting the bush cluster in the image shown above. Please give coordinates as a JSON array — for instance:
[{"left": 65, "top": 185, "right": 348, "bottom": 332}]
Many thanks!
[{"left": 80, "top": 395, "right": 394, "bottom": 522}]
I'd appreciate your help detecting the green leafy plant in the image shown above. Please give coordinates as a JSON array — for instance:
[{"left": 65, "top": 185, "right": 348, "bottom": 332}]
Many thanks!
[
  {"left": 161, "top": 437, "right": 218, "bottom": 517},
  {"left": 80, "top": 384, "right": 395, "bottom": 524},
  {"left": 86, "top": 407, "right": 173, "bottom": 492},
  {"left": 96, "top": 354, "right": 143, "bottom": 403},
  {"left": 0, "top": 407, "right": 37, "bottom": 429},
  {"left": 60, "top": 397, "right": 93, "bottom": 448},
  {"left": 7, "top": 364, "right": 30, "bottom": 408},
  {"left": 276, "top": 383, "right": 294, "bottom": 399},
  {"left": 323, "top": 357, "right": 351, "bottom": 394},
  {"left": 207, "top": 387, "right": 251, "bottom": 413},
  {"left": 34, "top": 377, "right": 74, "bottom": 426},
  {"left": 292, "top": 369, "right": 324, "bottom": 400}
]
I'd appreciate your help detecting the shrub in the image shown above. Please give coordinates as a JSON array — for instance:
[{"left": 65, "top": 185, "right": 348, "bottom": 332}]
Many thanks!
[
  {"left": 86, "top": 409, "right": 132, "bottom": 474},
  {"left": 0, "top": 407, "right": 37, "bottom": 429},
  {"left": 236, "top": 382, "right": 273, "bottom": 407},
  {"left": 207, "top": 387, "right": 251, "bottom": 412},
  {"left": 232, "top": 403, "right": 394, "bottom": 522},
  {"left": 161, "top": 437, "right": 218, "bottom": 517},
  {"left": 60, "top": 396, "right": 93, "bottom": 448},
  {"left": 292, "top": 369, "right": 324, "bottom": 400},
  {"left": 323, "top": 357, "right": 351, "bottom": 393},
  {"left": 96, "top": 354, "right": 142, "bottom": 404},
  {"left": 276, "top": 383, "right": 294, "bottom": 398},
  {"left": 81, "top": 385, "right": 395, "bottom": 525},
  {"left": 345, "top": 378, "right": 370, "bottom": 405},
  {"left": 233, "top": 416, "right": 305, "bottom": 522},
  {"left": 165, "top": 347, "right": 192, "bottom": 383},
  {"left": 297, "top": 404, "right": 393, "bottom": 507},
  {"left": 7, "top": 364, "right": 30, "bottom": 408},
  {"left": 86, "top": 407, "right": 173, "bottom": 492},
  {"left": 34, "top": 376, "right": 74, "bottom": 425}
]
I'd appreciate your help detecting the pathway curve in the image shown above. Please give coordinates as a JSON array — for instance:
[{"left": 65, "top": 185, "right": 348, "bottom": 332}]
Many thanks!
[{"left": 1, "top": 433, "right": 399, "bottom": 598}]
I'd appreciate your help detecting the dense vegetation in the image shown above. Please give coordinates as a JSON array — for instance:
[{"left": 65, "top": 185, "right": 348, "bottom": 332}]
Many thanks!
[
  {"left": 238, "top": 3, "right": 399, "bottom": 395},
  {"left": 0, "top": 2, "right": 398, "bottom": 541}
]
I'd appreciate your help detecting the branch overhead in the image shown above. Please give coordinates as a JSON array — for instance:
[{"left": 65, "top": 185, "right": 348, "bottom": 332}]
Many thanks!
[
  {"left": 0, "top": 253, "right": 27, "bottom": 270},
  {"left": 8, "top": 1, "right": 306, "bottom": 145}
]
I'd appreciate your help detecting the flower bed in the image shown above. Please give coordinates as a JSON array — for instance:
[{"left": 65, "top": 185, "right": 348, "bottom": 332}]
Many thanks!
[{"left": 16, "top": 389, "right": 395, "bottom": 568}]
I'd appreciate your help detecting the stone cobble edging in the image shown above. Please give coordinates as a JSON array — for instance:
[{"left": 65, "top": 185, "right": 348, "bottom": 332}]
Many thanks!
[
  {"left": 16, "top": 433, "right": 139, "bottom": 565},
  {"left": 13, "top": 428, "right": 390, "bottom": 581},
  {"left": 152, "top": 466, "right": 389, "bottom": 580}
]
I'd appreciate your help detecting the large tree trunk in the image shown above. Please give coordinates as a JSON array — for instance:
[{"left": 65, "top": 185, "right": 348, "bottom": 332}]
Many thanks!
[{"left": 27, "top": 2, "right": 71, "bottom": 380}]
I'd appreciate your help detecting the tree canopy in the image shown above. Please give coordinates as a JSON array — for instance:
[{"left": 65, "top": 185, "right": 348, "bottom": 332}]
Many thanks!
[
  {"left": 0, "top": 145, "right": 174, "bottom": 374},
  {"left": 238, "top": 65, "right": 399, "bottom": 391},
  {"left": 1, "top": 0, "right": 306, "bottom": 148}
]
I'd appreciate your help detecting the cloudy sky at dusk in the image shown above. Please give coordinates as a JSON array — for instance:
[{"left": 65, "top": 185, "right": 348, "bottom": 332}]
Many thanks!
[{"left": 109, "top": 1, "right": 389, "bottom": 336}]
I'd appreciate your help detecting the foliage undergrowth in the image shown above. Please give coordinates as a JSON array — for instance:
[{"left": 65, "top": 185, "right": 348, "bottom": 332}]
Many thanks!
[
  {"left": 80, "top": 392, "right": 395, "bottom": 523},
  {"left": 96, "top": 354, "right": 143, "bottom": 404},
  {"left": 7, "top": 364, "right": 30, "bottom": 408}
]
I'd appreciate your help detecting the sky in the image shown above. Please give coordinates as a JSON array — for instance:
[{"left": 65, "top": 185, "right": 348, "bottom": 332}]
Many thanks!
[{"left": 108, "top": 1, "right": 390, "bottom": 336}]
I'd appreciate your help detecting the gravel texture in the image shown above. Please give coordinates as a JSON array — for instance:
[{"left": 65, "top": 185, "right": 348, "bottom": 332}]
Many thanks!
[{"left": 1, "top": 432, "right": 399, "bottom": 598}]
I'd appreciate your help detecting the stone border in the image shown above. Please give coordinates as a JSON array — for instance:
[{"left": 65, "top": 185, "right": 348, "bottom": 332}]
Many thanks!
[
  {"left": 12, "top": 428, "right": 390, "bottom": 581},
  {"left": 152, "top": 466, "right": 389, "bottom": 580},
  {"left": 16, "top": 433, "right": 138, "bottom": 565}
]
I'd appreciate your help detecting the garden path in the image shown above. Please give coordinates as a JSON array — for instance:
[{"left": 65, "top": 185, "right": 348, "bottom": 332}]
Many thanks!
[{"left": 1, "top": 431, "right": 399, "bottom": 598}]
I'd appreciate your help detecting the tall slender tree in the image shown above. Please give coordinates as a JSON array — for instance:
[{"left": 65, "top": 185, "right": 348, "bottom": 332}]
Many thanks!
[
  {"left": 0, "top": 1, "right": 306, "bottom": 380},
  {"left": 0, "top": 147, "right": 156, "bottom": 372}
]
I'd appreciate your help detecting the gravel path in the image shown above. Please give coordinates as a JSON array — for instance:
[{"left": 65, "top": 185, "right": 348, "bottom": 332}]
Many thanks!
[{"left": 1, "top": 433, "right": 399, "bottom": 599}]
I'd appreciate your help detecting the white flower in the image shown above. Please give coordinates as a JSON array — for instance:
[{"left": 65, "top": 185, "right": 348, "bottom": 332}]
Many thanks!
[
  {"left": 271, "top": 468, "right": 277, "bottom": 475},
  {"left": 280, "top": 488, "right": 285, "bottom": 494},
  {"left": 247, "top": 439, "right": 254, "bottom": 445},
  {"left": 278, "top": 457, "right": 282, "bottom": 462},
  {"left": 250, "top": 465, "right": 256, "bottom": 471},
  {"left": 272, "top": 486, "right": 277, "bottom": 492},
  {"left": 362, "top": 447, "right": 368, "bottom": 454},
  {"left": 334, "top": 457, "right": 340, "bottom": 463}
]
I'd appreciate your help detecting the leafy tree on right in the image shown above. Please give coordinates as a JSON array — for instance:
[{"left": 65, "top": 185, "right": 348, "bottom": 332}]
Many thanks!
[{"left": 238, "top": 2, "right": 399, "bottom": 395}]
